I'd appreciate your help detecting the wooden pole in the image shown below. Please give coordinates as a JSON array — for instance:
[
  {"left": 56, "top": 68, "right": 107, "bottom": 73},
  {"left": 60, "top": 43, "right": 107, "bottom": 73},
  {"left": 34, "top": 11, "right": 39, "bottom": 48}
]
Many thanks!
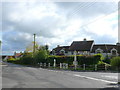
[{"left": 33, "top": 34, "right": 36, "bottom": 54}]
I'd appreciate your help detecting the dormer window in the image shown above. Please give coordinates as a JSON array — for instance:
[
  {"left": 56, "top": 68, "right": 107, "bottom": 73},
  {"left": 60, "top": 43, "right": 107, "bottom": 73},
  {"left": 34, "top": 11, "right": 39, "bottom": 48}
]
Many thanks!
[
  {"left": 52, "top": 50, "right": 55, "bottom": 55},
  {"left": 60, "top": 49, "right": 65, "bottom": 54},
  {"left": 111, "top": 48, "right": 117, "bottom": 56},
  {"left": 95, "top": 48, "right": 103, "bottom": 54}
]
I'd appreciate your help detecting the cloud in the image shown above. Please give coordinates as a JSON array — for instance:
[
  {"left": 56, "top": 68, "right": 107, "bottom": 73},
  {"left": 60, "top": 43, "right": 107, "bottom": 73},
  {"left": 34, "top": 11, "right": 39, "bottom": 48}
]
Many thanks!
[{"left": 1, "top": 1, "right": 118, "bottom": 55}]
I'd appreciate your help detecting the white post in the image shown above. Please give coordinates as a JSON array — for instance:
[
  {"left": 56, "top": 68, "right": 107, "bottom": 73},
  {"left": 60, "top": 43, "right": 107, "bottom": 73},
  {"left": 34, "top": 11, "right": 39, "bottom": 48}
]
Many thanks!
[
  {"left": 66, "top": 63, "right": 68, "bottom": 69},
  {"left": 63, "top": 63, "right": 66, "bottom": 69},
  {"left": 95, "top": 64, "right": 97, "bottom": 71},
  {"left": 83, "top": 64, "right": 85, "bottom": 70},
  {"left": 73, "top": 51, "right": 78, "bottom": 70},
  {"left": 53, "top": 59, "right": 56, "bottom": 68},
  {"left": 40, "top": 63, "right": 42, "bottom": 67},
  {"left": 60, "top": 63, "right": 62, "bottom": 69},
  {"left": 44, "top": 63, "right": 46, "bottom": 67},
  {"left": 48, "top": 63, "right": 50, "bottom": 68},
  {"left": 105, "top": 64, "right": 107, "bottom": 71}
]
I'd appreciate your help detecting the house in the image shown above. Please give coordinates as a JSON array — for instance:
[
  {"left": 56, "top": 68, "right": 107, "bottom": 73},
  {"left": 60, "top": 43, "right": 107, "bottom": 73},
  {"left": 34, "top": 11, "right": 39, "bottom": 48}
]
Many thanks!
[
  {"left": 52, "top": 45, "right": 70, "bottom": 55},
  {"left": 51, "top": 38, "right": 120, "bottom": 57},
  {"left": 69, "top": 39, "right": 94, "bottom": 55},
  {"left": 52, "top": 38, "right": 94, "bottom": 56},
  {"left": 14, "top": 52, "right": 23, "bottom": 58},
  {"left": 91, "top": 44, "right": 120, "bottom": 57}
]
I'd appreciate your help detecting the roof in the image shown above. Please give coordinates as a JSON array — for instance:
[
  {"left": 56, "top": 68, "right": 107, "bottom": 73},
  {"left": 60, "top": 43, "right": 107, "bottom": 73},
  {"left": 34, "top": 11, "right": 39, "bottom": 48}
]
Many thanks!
[
  {"left": 91, "top": 44, "right": 118, "bottom": 53},
  {"left": 117, "top": 45, "right": 120, "bottom": 55},
  {"left": 69, "top": 40, "right": 94, "bottom": 51},
  {"left": 52, "top": 46, "right": 70, "bottom": 53},
  {"left": 15, "top": 53, "right": 22, "bottom": 57}
]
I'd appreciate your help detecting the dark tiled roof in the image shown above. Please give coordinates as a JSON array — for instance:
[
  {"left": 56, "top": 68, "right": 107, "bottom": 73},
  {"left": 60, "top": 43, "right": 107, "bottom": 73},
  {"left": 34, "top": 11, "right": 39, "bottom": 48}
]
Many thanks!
[
  {"left": 52, "top": 46, "right": 70, "bottom": 53},
  {"left": 69, "top": 40, "right": 94, "bottom": 51},
  {"left": 91, "top": 44, "right": 118, "bottom": 53},
  {"left": 117, "top": 45, "right": 120, "bottom": 55}
]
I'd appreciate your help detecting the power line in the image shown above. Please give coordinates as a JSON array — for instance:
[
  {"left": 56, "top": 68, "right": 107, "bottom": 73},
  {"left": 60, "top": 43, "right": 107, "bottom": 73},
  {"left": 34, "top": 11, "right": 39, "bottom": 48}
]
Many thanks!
[{"left": 69, "top": 1, "right": 97, "bottom": 18}]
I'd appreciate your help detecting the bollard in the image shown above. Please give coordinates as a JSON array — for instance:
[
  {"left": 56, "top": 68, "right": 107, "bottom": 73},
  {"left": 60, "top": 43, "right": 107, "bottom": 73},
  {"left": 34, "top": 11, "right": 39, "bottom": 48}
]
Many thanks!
[
  {"left": 63, "top": 63, "right": 65, "bottom": 69},
  {"left": 44, "top": 63, "right": 46, "bottom": 67},
  {"left": 53, "top": 59, "right": 56, "bottom": 68},
  {"left": 60, "top": 63, "right": 62, "bottom": 69},
  {"left": 105, "top": 64, "right": 107, "bottom": 71},
  {"left": 83, "top": 64, "right": 85, "bottom": 70},
  {"left": 40, "top": 63, "right": 42, "bottom": 67},
  {"left": 95, "top": 64, "right": 97, "bottom": 71},
  {"left": 48, "top": 63, "right": 50, "bottom": 68},
  {"left": 66, "top": 63, "right": 68, "bottom": 69}
]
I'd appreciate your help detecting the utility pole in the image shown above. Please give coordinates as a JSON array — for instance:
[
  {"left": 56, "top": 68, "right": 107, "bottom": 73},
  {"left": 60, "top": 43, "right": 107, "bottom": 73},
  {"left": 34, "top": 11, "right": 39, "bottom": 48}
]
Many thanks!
[{"left": 33, "top": 34, "right": 36, "bottom": 54}]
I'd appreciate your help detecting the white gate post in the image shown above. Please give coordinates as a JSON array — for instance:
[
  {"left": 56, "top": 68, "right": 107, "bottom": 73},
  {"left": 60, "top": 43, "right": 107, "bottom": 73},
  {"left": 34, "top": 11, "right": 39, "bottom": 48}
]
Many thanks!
[
  {"left": 60, "top": 63, "right": 62, "bottom": 69},
  {"left": 66, "top": 63, "right": 68, "bottom": 69},
  {"left": 48, "top": 63, "right": 50, "bottom": 68},
  {"left": 83, "top": 64, "right": 85, "bottom": 70},
  {"left": 95, "top": 64, "right": 97, "bottom": 71}
]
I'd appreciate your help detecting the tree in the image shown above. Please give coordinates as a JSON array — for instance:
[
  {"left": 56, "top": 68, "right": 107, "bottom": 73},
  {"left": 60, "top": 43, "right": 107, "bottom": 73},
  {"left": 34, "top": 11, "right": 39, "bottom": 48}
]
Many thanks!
[
  {"left": 34, "top": 47, "right": 48, "bottom": 63},
  {"left": 25, "top": 42, "right": 39, "bottom": 52}
]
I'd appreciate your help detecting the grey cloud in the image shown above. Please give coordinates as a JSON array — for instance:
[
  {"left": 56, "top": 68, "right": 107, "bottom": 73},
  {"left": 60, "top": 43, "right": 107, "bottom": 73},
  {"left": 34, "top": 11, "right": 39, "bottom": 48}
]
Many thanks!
[
  {"left": 2, "top": 31, "right": 33, "bottom": 51},
  {"left": 1, "top": 2, "right": 118, "bottom": 54},
  {"left": 56, "top": 2, "right": 117, "bottom": 19}
]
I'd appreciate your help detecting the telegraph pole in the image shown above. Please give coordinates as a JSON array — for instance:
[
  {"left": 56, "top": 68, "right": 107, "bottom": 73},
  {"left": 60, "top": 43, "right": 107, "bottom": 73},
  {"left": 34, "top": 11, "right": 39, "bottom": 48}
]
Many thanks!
[{"left": 33, "top": 34, "right": 36, "bottom": 54}]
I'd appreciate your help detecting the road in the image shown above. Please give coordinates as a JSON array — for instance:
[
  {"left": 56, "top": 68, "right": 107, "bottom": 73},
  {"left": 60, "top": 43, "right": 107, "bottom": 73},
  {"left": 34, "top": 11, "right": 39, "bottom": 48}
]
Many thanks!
[{"left": 1, "top": 63, "right": 120, "bottom": 89}]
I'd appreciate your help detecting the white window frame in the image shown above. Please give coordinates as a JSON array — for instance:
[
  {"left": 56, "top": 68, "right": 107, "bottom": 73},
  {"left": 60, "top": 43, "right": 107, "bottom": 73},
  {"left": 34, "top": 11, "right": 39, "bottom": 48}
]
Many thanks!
[
  {"left": 95, "top": 48, "right": 103, "bottom": 53},
  {"left": 111, "top": 48, "right": 117, "bottom": 56},
  {"left": 60, "top": 49, "right": 65, "bottom": 54}
]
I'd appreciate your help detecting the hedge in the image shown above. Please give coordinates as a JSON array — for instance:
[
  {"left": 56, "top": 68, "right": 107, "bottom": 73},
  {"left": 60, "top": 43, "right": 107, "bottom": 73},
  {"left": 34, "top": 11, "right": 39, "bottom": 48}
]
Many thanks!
[{"left": 46, "top": 54, "right": 101, "bottom": 65}]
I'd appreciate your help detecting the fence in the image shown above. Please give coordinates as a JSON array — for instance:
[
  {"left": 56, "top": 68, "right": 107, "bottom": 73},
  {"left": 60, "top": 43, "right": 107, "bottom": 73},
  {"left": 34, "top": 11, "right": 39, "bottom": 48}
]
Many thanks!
[{"left": 37, "top": 62, "right": 112, "bottom": 71}]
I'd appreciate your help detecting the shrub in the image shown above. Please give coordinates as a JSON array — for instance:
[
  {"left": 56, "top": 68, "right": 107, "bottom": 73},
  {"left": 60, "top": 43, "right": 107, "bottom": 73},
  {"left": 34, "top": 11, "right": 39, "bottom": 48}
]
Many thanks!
[
  {"left": 102, "top": 55, "right": 111, "bottom": 64},
  {"left": 20, "top": 53, "right": 34, "bottom": 65},
  {"left": 110, "top": 57, "right": 120, "bottom": 68},
  {"left": 34, "top": 50, "right": 48, "bottom": 63},
  {"left": 7, "top": 57, "right": 16, "bottom": 63}
]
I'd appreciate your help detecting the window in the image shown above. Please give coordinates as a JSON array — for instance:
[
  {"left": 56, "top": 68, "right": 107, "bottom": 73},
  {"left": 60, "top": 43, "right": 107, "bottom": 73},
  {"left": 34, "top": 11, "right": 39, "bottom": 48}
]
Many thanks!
[
  {"left": 60, "top": 49, "right": 65, "bottom": 54},
  {"left": 95, "top": 48, "right": 103, "bottom": 54},
  {"left": 52, "top": 50, "right": 55, "bottom": 55},
  {"left": 83, "top": 51, "right": 88, "bottom": 55},
  {"left": 111, "top": 48, "right": 117, "bottom": 56}
]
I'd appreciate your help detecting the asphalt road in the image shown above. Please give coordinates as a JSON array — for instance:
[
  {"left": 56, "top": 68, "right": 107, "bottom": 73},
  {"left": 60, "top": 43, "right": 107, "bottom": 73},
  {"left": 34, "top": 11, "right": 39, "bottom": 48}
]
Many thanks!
[{"left": 1, "top": 63, "right": 120, "bottom": 89}]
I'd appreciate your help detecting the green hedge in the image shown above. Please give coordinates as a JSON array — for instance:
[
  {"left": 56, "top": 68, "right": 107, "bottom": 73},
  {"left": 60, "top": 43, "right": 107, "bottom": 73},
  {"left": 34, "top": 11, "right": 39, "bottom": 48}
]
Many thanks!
[
  {"left": 46, "top": 54, "right": 101, "bottom": 65},
  {"left": 7, "top": 53, "right": 101, "bottom": 66}
]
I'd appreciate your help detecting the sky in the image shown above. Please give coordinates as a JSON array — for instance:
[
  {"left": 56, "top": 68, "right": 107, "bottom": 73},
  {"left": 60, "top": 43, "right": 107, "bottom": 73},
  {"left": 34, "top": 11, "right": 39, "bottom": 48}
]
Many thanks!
[{"left": 1, "top": 0, "right": 119, "bottom": 55}]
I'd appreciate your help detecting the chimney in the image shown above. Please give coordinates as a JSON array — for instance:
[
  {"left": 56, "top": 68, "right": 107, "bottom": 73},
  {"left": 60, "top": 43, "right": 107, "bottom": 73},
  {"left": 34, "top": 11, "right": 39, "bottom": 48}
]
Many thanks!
[
  {"left": 83, "top": 38, "right": 87, "bottom": 41},
  {"left": 14, "top": 51, "right": 16, "bottom": 55},
  {"left": 116, "top": 42, "right": 120, "bottom": 46},
  {"left": 57, "top": 45, "right": 60, "bottom": 47}
]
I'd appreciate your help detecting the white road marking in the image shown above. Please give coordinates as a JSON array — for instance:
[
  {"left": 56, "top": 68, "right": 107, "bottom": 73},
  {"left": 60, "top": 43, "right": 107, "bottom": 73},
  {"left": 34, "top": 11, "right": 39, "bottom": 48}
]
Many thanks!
[
  {"left": 74, "top": 74, "right": 117, "bottom": 84},
  {"left": 39, "top": 68, "right": 118, "bottom": 84},
  {"left": 101, "top": 75, "right": 118, "bottom": 79}
]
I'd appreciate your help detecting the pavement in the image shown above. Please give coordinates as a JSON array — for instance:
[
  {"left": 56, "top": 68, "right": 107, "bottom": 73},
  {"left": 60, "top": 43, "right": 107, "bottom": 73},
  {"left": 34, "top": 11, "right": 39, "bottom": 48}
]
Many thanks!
[{"left": 1, "top": 63, "right": 120, "bottom": 89}]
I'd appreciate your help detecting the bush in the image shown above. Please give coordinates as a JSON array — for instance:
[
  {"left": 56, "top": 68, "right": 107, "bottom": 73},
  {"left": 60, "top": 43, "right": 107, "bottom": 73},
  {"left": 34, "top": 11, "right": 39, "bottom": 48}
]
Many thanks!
[
  {"left": 34, "top": 50, "right": 48, "bottom": 63},
  {"left": 102, "top": 55, "right": 111, "bottom": 64},
  {"left": 19, "top": 53, "right": 34, "bottom": 65},
  {"left": 110, "top": 57, "right": 120, "bottom": 68},
  {"left": 7, "top": 57, "right": 16, "bottom": 63}
]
